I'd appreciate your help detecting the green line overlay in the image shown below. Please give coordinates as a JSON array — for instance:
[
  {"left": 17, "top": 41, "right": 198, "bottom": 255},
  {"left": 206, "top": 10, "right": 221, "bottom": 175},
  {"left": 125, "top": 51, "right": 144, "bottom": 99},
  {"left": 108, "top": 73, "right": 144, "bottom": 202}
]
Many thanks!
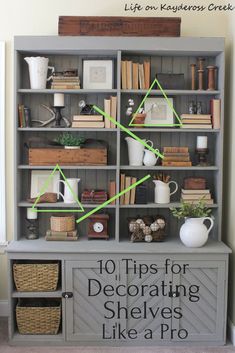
[
  {"left": 76, "top": 174, "right": 151, "bottom": 224},
  {"left": 31, "top": 164, "right": 84, "bottom": 213},
  {"left": 93, "top": 105, "right": 164, "bottom": 159},
  {"left": 129, "top": 78, "right": 183, "bottom": 127}
]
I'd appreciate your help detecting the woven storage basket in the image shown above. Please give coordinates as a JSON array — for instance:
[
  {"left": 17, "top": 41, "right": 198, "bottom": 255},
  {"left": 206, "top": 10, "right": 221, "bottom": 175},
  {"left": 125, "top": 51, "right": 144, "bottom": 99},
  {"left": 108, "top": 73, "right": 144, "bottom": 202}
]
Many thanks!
[
  {"left": 50, "top": 215, "right": 75, "bottom": 232},
  {"left": 13, "top": 263, "right": 59, "bottom": 292},
  {"left": 16, "top": 301, "right": 61, "bottom": 335}
]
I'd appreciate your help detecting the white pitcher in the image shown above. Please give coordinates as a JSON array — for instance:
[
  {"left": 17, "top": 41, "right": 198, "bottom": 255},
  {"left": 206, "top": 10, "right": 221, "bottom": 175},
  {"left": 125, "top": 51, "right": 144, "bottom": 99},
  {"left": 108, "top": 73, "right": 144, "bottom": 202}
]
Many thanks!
[
  {"left": 180, "top": 217, "right": 214, "bottom": 247},
  {"left": 24, "top": 56, "right": 54, "bottom": 89},
  {"left": 153, "top": 180, "right": 178, "bottom": 204},
  {"left": 57, "top": 178, "right": 80, "bottom": 204},
  {"left": 143, "top": 148, "right": 159, "bottom": 166},
  {"left": 125, "top": 137, "right": 153, "bottom": 166}
]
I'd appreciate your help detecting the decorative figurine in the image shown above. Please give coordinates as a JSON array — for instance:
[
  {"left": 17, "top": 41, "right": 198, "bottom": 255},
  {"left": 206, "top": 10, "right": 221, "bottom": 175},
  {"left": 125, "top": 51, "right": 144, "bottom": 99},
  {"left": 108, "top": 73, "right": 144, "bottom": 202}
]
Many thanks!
[
  {"left": 196, "top": 101, "right": 203, "bottom": 114},
  {"left": 78, "top": 100, "right": 97, "bottom": 115},
  {"left": 189, "top": 101, "right": 196, "bottom": 114}
]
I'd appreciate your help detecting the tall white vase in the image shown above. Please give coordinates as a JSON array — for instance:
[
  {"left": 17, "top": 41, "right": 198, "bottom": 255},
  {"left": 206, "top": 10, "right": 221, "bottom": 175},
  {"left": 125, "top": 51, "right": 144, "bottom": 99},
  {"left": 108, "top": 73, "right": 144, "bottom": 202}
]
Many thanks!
[
  {"left": 180, "top": 217, "right": 214, "bottom": 248},
  {"left": 24, "top": 56, "right": 54, "bottom": 89}
]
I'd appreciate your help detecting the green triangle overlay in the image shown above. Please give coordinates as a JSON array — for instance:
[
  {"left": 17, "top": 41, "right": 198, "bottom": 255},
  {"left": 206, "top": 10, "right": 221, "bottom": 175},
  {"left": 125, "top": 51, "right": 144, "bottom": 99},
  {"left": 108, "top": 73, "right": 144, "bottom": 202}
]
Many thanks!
[
  {"left": 31, "top": 164, "right": 85, "bottom": 213},
  {"left": 129, "top": 78, "right": 183, "bottom": 127}
]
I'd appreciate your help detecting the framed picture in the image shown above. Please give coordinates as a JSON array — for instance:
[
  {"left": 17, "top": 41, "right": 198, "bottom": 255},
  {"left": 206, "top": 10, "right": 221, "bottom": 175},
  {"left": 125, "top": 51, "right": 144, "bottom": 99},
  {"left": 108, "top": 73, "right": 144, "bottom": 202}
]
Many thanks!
[
  {"left": 30, "top": 170, "right": 60, "bottom": 198},
  {"left": 83, "top": 60, "right": 113, "bottom": 89},
  {"left": 144, "top": 97, "right": 174, "bottom": 126}
]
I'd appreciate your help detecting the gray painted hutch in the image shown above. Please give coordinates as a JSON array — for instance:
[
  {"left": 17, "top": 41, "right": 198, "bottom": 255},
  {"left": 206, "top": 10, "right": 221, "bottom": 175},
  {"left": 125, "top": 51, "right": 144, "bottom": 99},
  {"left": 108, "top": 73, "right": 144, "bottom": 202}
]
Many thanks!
[{"left": 7, "top": 36, "right": 231, "bottom": 346}]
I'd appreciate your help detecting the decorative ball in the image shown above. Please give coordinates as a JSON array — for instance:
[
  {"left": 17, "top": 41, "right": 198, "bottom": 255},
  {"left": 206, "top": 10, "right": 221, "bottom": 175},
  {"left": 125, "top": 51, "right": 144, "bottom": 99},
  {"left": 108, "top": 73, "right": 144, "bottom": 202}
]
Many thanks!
[
  {"left": 145, "top": 234, "right": 153, "bottom": 242},
  {"left": 143, "top": 226, "right": 151, "bottom": 235},
  {"left": 136, "top": 218, "right": 144, "bottom": 224},
  {"left": 156, "top": 218, "right": 166, "bottom": 229},
  {"left": 139, "top": 222, "right": 146, "bottom": 230},
  {"left": 150, "top": 222, "right": 160, "bottom": 232},
  {"left": 129, "top": 221, "right": 137, "bottom": 232}
]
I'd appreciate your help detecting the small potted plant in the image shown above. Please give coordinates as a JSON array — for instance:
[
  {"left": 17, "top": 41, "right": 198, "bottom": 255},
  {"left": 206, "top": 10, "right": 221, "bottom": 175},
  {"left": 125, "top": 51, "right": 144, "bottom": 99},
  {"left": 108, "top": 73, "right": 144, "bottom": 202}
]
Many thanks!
[
  {"left": 126, "top": 99, "right": 146, "bottom": 128},
  {"left": 171, "top": 199, "right": 214, "bottom": 247},
  {"left": 55, "top": 132, "right": 85, "bottom": 149}
]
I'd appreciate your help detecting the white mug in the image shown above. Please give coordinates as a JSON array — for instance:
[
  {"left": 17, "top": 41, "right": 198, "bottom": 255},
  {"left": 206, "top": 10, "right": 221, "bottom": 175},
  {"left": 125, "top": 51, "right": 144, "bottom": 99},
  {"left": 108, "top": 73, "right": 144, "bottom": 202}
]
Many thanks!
[{"left": 57, "top": 178, "right": 80, "bottom": 203}]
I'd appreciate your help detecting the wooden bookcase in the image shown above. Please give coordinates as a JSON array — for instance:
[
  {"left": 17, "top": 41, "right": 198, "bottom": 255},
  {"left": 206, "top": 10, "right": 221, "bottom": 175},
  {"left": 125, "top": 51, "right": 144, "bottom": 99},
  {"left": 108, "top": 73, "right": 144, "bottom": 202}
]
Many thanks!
[{"left": 7, "top": 36, "right": 231, "bottom": 346}]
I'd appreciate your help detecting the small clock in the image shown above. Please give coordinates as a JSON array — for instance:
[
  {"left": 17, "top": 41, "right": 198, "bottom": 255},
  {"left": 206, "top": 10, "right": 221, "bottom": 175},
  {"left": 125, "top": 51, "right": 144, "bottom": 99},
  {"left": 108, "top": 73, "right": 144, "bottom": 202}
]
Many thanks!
[{"left": 88, "top": 214, "right": 109, "bottom": 239}]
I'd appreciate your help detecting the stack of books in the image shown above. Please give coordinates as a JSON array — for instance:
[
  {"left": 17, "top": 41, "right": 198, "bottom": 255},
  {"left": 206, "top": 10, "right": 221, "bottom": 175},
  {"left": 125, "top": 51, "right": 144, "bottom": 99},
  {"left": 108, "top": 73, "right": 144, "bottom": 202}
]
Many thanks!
[
  {"left": 181, "top": 189, "right": 214, "bottom": 205},
  {"left": 51, "top": 70, "right": 80, "bottom": 89},
  {"left": 45, "top": 229, "right": 78, "bottom": 241},
  {"left": 121, "top": 60, "right": 150, "bottom": 90},
  {"left": 162, "top": 147, "right": 192, "bottom": 167},
  {"left": 120, "top": 174, "right": 137, "bottom": 205},
  {"left": 72, "top": 114, "right": 104, "bottom": 128},
  {"left": 18, "top": 105, "right": 31, "bottom": 127},
  {"left": 180, "top": 114, "right": 212, "bottom": 129},
  {"left": 81, "top": 190, "right": 108, "bottom": 203},
  {"left": 103, "top": 96, "right": 117, "bottom": 128}
]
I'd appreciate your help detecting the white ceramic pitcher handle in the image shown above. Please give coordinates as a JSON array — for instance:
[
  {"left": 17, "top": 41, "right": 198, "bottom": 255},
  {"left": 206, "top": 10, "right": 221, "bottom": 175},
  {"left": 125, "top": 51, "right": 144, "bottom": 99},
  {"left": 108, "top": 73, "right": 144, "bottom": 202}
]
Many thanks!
[
  {"left": 146, "top": 140, "right": 154, "bottom": 148},
  {"left": 203, "top": 217, "right": 214, "bottom": 234},
  {"left": 169, "top": 181, "right": 178, "bottom": 196},
  {"left": 47, "top": 66, "right": 55, "bottom": 81},
  {"left": 56, "top": 180, "right": 65, "bottom": 200}
]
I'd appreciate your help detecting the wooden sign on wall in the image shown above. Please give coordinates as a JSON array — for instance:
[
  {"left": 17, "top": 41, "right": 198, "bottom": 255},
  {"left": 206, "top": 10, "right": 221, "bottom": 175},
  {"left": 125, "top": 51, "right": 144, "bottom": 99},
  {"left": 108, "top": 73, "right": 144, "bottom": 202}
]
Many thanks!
[{"left": 58, "top": 16, "right": 181, "bottom": 37}]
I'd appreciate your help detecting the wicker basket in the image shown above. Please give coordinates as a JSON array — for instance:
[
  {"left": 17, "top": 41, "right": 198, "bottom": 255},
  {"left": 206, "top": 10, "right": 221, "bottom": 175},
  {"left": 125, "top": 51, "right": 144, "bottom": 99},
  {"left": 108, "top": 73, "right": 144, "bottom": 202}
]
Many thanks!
[
  {"left": 16, "top": 300, "right": 61, "bottom": 335},
  {"left": 13, "top": 263, "right": 59, "bottom": 292},
  {"left": 50, "top": 215, "right": 75, "bottom": 232}
]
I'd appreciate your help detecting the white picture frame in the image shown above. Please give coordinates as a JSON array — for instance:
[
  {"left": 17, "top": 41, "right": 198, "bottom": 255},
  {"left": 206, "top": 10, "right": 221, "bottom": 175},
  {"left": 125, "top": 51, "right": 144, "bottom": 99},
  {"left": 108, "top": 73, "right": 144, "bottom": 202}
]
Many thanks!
[
  {"left": 83, "top": 60, "right": 113, "bottom": 89},
  {"left": 0, "top": 41, "right": 6, "bottom": 246},
  {"left": 144, "top": 97, "right": 174, "bottom": 125},
  {"left": 30, "top": 170, "right": 60, "bottom": 198}
]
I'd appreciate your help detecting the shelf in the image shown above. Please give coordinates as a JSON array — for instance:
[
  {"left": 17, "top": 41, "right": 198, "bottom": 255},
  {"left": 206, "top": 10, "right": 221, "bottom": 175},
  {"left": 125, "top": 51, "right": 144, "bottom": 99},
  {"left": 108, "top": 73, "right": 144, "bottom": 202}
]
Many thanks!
[
  {"left": 12, "top": 290, "right": 62, "bottom": 298},
  {"left": 18, "top": 88, "right": 118, "bottom": 94},
  {"left": 11, "top": 332, "right": 64, "bottom": 343},
  {"left": 120, "top": 165, "right": 219, "bottom": 171},
  {"left": 128, "top": 128, "right": 220, "bottom": 133},
  {"left": 121, "top": 89, "right": 220, "bottom": 95},
  {"left": 18, "top": 201, "right": 116, "bottom": 208},
  {"left": 18, "top": 165, "right": 117, "bottom": 170},
  {"left": 120, "top": 202, "right": 218, "bottom": 208},
  {"left": 18, "top": 127, "right": 117, "bottom": 132}
]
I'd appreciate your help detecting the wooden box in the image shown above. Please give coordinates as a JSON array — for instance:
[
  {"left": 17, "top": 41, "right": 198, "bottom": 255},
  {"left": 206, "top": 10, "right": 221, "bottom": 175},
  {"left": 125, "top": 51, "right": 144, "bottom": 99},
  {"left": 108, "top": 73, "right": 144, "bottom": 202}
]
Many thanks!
[
  {"left": 58, "top": 16, "right": 181, "bottom": 37},
  {"left": 29, "top": 148, "right": 107, "bottom": 166},
  {"left": 183, "top": 177, "right": 206, "bottom": 190}
]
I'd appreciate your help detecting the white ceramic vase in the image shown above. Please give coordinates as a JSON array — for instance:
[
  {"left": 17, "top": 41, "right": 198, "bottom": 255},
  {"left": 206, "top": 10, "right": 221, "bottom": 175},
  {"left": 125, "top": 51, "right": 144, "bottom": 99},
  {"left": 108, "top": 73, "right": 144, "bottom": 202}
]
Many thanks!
[
  {"left": 24, "top": 56, "right": 54, "bottom": 89},
  {"left": 125, "top": 137, "right": 153, "bottom": 166},
  {"left": 57, "top": 178, "right": 80, "bottom": 204},
  {"left": 153, "top": 180, "right": 178, "bottom": 204},
  {"left": 179, "top": 217, "right": 214, "bottom": 248}
]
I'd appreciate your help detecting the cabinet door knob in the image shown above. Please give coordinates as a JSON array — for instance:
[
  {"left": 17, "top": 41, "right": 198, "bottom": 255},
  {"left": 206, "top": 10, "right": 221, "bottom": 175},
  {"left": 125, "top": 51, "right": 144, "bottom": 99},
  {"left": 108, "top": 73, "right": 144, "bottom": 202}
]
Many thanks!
[{"left": 62, "top": 292, "right": 73, "bottom": 299}]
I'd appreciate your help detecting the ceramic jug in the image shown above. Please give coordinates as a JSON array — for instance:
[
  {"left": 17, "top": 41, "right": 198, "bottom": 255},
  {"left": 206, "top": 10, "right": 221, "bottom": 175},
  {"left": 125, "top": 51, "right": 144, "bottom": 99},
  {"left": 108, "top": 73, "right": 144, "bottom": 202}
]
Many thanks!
[
  {"left": 125, "top": 137, "right": 153, "bottom": 166},
  {"left": 153, "top": 180, "right": 178, "bottom": 204},
  {"left": 24, "top": 56, "right": 54, "bottom": 89},
  {"left": 180, "top": 217, "right": 214, "bottom": 247},
  {"left": 57, "top": 178, "right": 80, "bottom": 204},
  {"left": 143, "top": 148, "right": 159, "bottom": 166}
]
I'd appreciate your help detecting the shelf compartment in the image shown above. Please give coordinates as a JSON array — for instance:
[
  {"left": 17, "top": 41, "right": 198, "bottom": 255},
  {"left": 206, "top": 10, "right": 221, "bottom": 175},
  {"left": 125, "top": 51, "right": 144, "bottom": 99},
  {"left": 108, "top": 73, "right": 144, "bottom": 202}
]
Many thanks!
[
  {"left": 120, "top": 166, "right": 219, "bottom": 171},
  {"left": 18, "top": 128, "right": 117, "bottom": 132},
  {"left": 128, "top": 128, "right": 220, "bottom": 133},
  {"left": 121, "top": 89, "right": 220, "bottom": 95},
  {"left": 18, "top": 89, "right": 118, "bottom": 94},
  {"left": 18, "top": 201, "right": 116, "bottom": 209},
  {"left": 120, "top": 202, "right": 218, "bottom": 208},
  {"left": 18, "top": 165, "right": 117, "bottom": 170}
]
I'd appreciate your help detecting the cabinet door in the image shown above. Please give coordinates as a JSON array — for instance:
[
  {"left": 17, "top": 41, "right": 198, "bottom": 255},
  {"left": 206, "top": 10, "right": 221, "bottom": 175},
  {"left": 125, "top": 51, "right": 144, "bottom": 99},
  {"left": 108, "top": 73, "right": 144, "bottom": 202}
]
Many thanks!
[
  {"left": 120, "top": 259, "right": 172, "bottom": 342},
  {"left": 65, "top": 260, "right": 117, "bottom": 342},
  {"left": 171, "top": 260, "right": 226, "bottom": 343}
]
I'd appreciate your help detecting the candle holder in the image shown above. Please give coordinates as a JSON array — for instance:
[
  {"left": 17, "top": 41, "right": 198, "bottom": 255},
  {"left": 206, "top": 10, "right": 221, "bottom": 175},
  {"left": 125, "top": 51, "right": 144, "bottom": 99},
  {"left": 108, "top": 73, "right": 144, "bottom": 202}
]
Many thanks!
[
  {"left": 195, "top": 148, "right": 209, "bottom": 166},
  {"left": 26, "top": 219, "right": 39, "bottom": 240},
  {"left": 53, "top": 106, "right": 65, "bottom": 127}
]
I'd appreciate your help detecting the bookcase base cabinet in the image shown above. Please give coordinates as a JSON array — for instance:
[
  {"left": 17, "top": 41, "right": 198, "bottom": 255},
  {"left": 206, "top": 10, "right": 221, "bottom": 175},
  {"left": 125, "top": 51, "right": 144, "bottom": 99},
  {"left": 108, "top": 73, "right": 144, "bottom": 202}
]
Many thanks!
[{"left": 8, "top": 252, "right": 229, "bottom": 346}]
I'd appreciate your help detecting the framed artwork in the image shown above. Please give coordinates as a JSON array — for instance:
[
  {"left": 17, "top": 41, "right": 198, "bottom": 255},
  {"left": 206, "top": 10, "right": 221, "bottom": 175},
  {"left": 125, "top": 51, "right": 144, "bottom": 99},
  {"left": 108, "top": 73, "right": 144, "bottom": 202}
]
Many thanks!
[
  {"left": 144, "top": 97, "right": 174, "bottom": 125},
  {"left": 30, "top": 170, "right": 60, "bottom": 198},
  {"left": 83, "top": 60, "right": 113, "bottom": 89},
  {"left": 0, "top": 41, "right": 6, "bottom": 245}
]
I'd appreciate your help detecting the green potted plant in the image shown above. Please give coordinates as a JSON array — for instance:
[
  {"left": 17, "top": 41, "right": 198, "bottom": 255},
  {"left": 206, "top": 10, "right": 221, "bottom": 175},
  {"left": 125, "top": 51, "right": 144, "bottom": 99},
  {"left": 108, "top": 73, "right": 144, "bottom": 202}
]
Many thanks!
[
  {"left": 55, "top": 132, "right": 85, "bottom": 149},
  {"left": 171, "top": 199, "right": 214, "bottom": 247}
]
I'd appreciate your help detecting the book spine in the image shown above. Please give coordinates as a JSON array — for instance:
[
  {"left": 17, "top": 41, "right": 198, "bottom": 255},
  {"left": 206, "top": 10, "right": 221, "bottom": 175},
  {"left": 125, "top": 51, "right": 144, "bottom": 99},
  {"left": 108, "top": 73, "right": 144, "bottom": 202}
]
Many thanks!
[
  {"left": 144, "top": 61, "right": 150, "bottom": 89},
  {"left": 121, "top": 61, "right": 127, "bottom": 89},
  {"left": 163, "top": 147, "right": 189, "bottom": 153},
  {"left": 162, "top": 161, "right": 192, "bottom": 166},
  {"left": 104, "top": 98, "right": 111, "bottom": 128}
]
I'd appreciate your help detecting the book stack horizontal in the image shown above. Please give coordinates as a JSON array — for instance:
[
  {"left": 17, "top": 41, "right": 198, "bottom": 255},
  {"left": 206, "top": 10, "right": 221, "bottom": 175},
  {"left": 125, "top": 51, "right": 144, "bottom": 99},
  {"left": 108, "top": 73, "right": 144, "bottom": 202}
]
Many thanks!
[
  {"left": 72, "top": 114, "right": 104, "bottom": 128},
  {"left": 162, "top": 147, "right": 192, "bottom": 167},
  {"left": 180, "top": 114, "right": 212, "bottom": 129},
  {"left": 81, "top": 190, "right": 108, "bottom": 203},
  {"left": 103, "top": 96, "right": 117, "bottom": 128},
  {"left": 181, "top": 189, "right": 214, "bottom": 205},
  {"left": 120, "top": 174, "right": 137, "bottom": 205},
  {"left": 45, "top": 230, "right": 78, "bottom": 241},
  {"left": 121, "top": 60, "right": 150, "bottom": 90},
  {"left": 51, "top": 70, "right": 80, "bottom": 89}
]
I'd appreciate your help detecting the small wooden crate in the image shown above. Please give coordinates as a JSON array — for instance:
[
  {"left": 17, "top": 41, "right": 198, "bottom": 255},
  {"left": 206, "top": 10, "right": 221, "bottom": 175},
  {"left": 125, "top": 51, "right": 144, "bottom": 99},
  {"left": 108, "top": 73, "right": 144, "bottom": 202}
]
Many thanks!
[
  {"left": 58, "top": 16, "right": 181, "bottom": 37},
  {"left": 29, "top": 148, "right": 107, "bottom": 166}
]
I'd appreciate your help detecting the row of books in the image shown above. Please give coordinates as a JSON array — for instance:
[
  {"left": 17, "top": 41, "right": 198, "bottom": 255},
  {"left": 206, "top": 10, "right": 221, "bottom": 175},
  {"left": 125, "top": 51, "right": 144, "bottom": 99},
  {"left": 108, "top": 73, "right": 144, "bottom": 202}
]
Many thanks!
[
  {"left": 181, "top": 189, "right": 214, "bottom": 205},
  {"left": 120, "top": 174, "right": 137, "bottom": 205},
  {"left": 121, "top": 60, "right": 150, "bottom": 90},
  {"left": 18, "top": 105, "right": 31, "bottom": 128},
  {"left": 51, "top": 75, "right": 81, "bottom": 90},
  {"left": 162, "top": 147, "right": 192, "bottom": 167},
  {"left": 71, "top": 96, "right": 117, "bottom": 128},
  {"left": 180, "top": 99, "right": 220, "bottom": 129}
]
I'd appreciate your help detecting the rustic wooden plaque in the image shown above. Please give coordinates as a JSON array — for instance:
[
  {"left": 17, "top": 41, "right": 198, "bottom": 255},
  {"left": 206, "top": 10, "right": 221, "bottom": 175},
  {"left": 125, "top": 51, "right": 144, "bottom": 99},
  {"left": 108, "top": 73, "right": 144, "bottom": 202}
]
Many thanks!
[{"left": 58, "top": 16, "right": 181, "bottom": 37}]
